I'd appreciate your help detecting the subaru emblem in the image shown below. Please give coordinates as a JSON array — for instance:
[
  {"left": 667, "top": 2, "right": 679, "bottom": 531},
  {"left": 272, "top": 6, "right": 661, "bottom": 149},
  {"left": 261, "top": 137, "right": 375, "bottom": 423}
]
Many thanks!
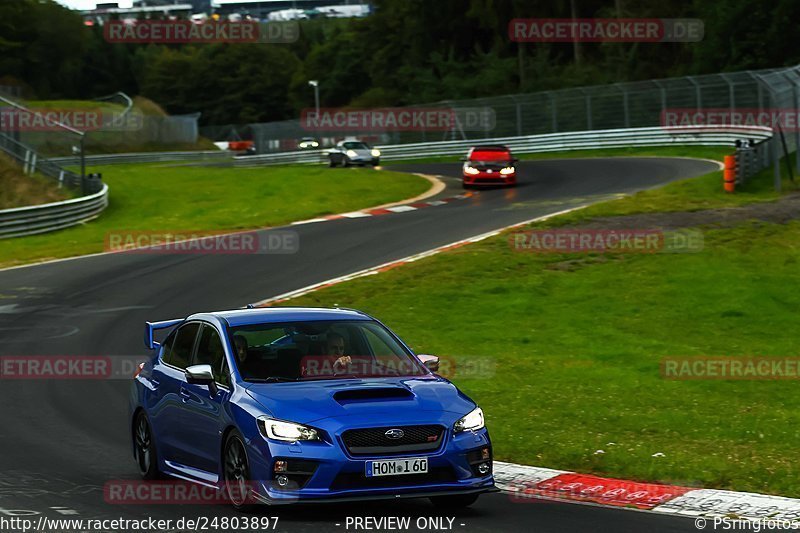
[{"left": 385, "top": 428, "right": 405, "bottom": 439}]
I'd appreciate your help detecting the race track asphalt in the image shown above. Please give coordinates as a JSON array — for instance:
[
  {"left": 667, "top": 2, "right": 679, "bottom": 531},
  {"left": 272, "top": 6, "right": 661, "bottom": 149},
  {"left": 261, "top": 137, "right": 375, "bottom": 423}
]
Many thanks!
[{"left": 0, "top": 157, "right": 721, "bottom": 532}]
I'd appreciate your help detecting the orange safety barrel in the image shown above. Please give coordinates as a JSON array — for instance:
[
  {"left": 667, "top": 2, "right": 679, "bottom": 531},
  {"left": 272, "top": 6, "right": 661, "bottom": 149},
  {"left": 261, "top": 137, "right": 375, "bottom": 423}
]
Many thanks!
[{"left": 723, "top": 155, "right": 736, "bottom": 193}]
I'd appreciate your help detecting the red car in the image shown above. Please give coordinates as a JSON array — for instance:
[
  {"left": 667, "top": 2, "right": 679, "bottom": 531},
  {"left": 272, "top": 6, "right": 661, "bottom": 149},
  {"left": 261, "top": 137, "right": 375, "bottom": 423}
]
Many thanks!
[{"left": 461, "top": 145, "right": 518, "bottom": 188}]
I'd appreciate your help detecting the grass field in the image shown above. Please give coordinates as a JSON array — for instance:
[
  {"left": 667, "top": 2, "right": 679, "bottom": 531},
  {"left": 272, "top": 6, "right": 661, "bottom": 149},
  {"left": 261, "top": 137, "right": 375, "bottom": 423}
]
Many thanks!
[
  {"left": 284, "top": 157, "right": 800, "bottom": 497},
  {"left": 0, "top": 163, "right": 429, "bottom": 269},
  {"left": 0, "top": 153, "right": 72, "bottom": 209}
]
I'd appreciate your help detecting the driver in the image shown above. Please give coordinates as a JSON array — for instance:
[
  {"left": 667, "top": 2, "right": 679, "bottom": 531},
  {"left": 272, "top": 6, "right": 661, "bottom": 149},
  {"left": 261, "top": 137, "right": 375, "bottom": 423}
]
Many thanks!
[
  {"left": 327, "top": 332, "right": 352, "bottom": 373},
  {"left": 232, "top": 334, "right": 252, "bottom": 378}
]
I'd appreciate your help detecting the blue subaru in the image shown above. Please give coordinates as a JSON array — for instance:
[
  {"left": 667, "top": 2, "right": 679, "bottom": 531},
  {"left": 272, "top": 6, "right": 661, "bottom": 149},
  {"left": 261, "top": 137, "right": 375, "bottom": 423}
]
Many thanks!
[{"left": 129, "top": 307, "right": 494, "bottom": 509}]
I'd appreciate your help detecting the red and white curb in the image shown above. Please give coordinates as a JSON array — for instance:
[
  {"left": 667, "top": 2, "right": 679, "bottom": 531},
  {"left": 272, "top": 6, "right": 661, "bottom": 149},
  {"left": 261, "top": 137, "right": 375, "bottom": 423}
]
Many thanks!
[
  {"left": 494, "top": 462, "right": 800, "bottom": 524},
  {"left": 290, "top": 192, "right": 474, "bottom": 226}
]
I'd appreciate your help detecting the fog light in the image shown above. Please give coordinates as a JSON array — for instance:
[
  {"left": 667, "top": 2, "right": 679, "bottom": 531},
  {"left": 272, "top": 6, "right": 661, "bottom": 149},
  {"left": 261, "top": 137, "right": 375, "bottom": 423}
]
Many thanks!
[
  {"left": 276, "top": 475, "right": 289, "bottom": 487},
  {"left": 481, "top": 448, "right": 490, "bottom": 460},
  {"left": 274, "top": 460, "right": 287, "bottom": 473},
  {"left": 478, "top": 462, "right": 491, "bottom": 475}
]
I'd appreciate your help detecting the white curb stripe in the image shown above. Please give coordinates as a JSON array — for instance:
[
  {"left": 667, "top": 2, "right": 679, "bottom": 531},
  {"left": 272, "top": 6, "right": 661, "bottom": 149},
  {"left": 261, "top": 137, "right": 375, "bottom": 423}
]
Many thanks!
[
  {"left": 291, "top": 218, "right": 328, "bottom": 225},
  {"left": 652, "top": 488, "right": 800, "bottom": 520},
  {"left": 492, "top": 461, "right": 568, "bottom": 492},
  {"left": 341, "top": 212, "right": 371, "bottom": 218},
  {"left": 386, "top": 205, "right": 418, "bottom": 213}
]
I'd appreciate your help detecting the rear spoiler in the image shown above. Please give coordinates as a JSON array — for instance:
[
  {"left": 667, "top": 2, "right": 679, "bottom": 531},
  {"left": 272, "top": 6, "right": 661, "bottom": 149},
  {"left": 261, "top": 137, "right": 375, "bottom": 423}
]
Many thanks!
[{"left": 144, "top": 318, "right": 184, "bottom": 350}]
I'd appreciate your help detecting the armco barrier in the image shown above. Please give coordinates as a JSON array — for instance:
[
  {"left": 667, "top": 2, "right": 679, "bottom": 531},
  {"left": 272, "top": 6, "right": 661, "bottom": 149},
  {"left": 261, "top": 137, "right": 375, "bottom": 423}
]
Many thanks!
[
  {"left": 0, "top": 184, "right": 109, "bottom": 239},
  {"left": 232, "top": 125, "right": 774, "bottom": 166},
  {"left": 50, "top": 150, "right": 231, "bottom": 166}
]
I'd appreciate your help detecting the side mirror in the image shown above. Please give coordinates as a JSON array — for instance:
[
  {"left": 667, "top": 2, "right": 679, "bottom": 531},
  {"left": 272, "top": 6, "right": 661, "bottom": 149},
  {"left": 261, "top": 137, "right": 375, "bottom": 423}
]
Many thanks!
[
  {"left": 185, "top": 364, "right": 217, "bottom": 394},
  {"left": 418, "top": 354, "right": 440, "bottom": 372}
]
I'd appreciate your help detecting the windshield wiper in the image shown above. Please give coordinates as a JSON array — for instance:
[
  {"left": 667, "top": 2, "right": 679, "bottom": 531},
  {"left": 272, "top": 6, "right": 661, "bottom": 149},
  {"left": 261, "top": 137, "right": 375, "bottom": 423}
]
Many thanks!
[{"left": 245, "top": 377, "right": 298, "bottom": 383}]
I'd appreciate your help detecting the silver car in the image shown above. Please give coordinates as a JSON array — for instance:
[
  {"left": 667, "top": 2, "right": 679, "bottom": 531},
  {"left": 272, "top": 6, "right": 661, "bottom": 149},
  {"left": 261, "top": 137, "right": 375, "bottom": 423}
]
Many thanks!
[{"left": 328, "top": 140, "right": 381, "bottom": 167}]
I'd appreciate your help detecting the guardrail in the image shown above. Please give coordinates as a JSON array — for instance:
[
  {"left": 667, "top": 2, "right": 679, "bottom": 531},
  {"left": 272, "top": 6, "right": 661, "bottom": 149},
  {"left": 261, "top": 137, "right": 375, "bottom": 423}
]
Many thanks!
[
  {"left": 51, "top": 150, "right": 231, "bottom": 166},
  {"left": 0, "top": 184, "right": 109, "bottom": 239},
  {"left": 232, "top": 125, "right": 774, "bottom": 167}
]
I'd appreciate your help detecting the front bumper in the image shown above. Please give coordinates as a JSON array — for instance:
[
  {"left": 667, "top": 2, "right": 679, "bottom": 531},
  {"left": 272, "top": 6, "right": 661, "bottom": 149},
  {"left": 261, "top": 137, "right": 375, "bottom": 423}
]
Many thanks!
[
  {"left": 463, "top": 171, "right": 516, "bottom": 185},
  {"left": 245, "top": 425, "right": 494, "bottom": 503},
  {"left": 348, "top": 155, "right": 380, "bottom": 165}
]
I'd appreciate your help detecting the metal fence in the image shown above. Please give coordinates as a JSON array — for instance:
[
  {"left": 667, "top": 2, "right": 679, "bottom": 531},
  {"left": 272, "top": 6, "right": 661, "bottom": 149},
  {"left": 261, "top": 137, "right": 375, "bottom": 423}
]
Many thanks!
[
  {"left": 232, "top": 125, "right": 773, "bottom": 167},
  {"left": 206, "top": 64, "right": 800, "bottom": 162},
  {"left": 0, "top": 92, "right": 201, "bottom": 159}
]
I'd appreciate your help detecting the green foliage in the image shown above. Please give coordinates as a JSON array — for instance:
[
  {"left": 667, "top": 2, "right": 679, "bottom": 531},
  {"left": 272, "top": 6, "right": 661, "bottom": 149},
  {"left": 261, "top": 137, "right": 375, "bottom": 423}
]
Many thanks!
[{"left": 4, "top": 0, "right": 800, "bottom": 125}]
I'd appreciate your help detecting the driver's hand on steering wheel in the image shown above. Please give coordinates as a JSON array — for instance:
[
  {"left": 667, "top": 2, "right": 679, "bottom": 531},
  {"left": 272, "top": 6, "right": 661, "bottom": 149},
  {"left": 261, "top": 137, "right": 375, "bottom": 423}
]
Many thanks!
[{"left": 333, "top": 355, "right": 352, "bottom": 374}]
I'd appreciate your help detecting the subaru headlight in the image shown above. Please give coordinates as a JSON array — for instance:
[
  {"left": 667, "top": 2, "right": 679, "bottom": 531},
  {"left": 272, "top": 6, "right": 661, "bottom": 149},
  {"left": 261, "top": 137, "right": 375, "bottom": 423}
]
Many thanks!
[
  {"left": 371, "top": 149, "right": 381, "bottom": 157},
  {"left": 499, "top": 166, "right": 515, "bottom": 175},
  {"left": 463, "top": 165, "right": 480, "bottom": 175},
  {"left": 346, "top": 149, "right": 358, "bottom": 158},
  {"left": 257, "top": 416, "right": 320, "bottom": 442},
  {"left": 454, "top": 407, "right": 484, "bottom": 433}
]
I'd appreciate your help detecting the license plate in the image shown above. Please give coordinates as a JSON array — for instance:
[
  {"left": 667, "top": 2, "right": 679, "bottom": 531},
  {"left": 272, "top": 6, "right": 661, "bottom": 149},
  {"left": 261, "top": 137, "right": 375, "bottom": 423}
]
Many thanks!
[{"left": 365, "top": 457, "right": 428, "bottom": 477}]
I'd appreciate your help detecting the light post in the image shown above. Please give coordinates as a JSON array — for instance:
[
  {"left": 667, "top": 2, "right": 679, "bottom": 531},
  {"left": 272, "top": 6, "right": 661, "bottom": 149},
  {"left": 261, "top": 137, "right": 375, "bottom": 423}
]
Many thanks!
[{"left": 308, "top": 80, "right": 320, "bottom": 118}]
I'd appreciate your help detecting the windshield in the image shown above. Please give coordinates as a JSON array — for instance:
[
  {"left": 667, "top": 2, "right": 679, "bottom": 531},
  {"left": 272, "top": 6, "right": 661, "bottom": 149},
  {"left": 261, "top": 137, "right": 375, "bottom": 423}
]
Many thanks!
[
  {"left": 228, "top": 320, "right": 426, "bottom": 382},
  {"left": 342, "top": 142, "right": 369, "bottom": 150}
]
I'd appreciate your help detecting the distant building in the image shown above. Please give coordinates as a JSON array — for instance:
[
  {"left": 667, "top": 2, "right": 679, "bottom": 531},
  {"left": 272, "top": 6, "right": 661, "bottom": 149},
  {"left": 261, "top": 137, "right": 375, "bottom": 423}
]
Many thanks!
[
  {"left": 212, "top": 0, "right": 371, "bottom": 20},
  {"left": 81, "top": 2, "right": 194, "bottom": 23},
  {"left": 134, "top": 0, "right": 212, "bottom": 13},
  {"left": 80, "top": 0, "right": 370, "bottom": 22}
]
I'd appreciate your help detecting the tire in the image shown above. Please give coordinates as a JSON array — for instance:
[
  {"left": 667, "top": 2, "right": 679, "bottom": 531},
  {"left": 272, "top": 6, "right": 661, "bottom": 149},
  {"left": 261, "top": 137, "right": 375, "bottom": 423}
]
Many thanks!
[
  {"left": 133, "top": 411, "right": 159, "bottom": 480},
  {"left": 223, "top": 431, "right": 257, "bottom": 512},
  {"left": 329, "top": 157, "right": 337, "bottom": 168},
  {"left": 462, "top": 182, "right": 472, "bottom": 190},
  {"left": 343, "top": 158, "right": 352, "bottom": 167},
  {"left": 429, "top": 493, "right": 480, "bottom": 509}
]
